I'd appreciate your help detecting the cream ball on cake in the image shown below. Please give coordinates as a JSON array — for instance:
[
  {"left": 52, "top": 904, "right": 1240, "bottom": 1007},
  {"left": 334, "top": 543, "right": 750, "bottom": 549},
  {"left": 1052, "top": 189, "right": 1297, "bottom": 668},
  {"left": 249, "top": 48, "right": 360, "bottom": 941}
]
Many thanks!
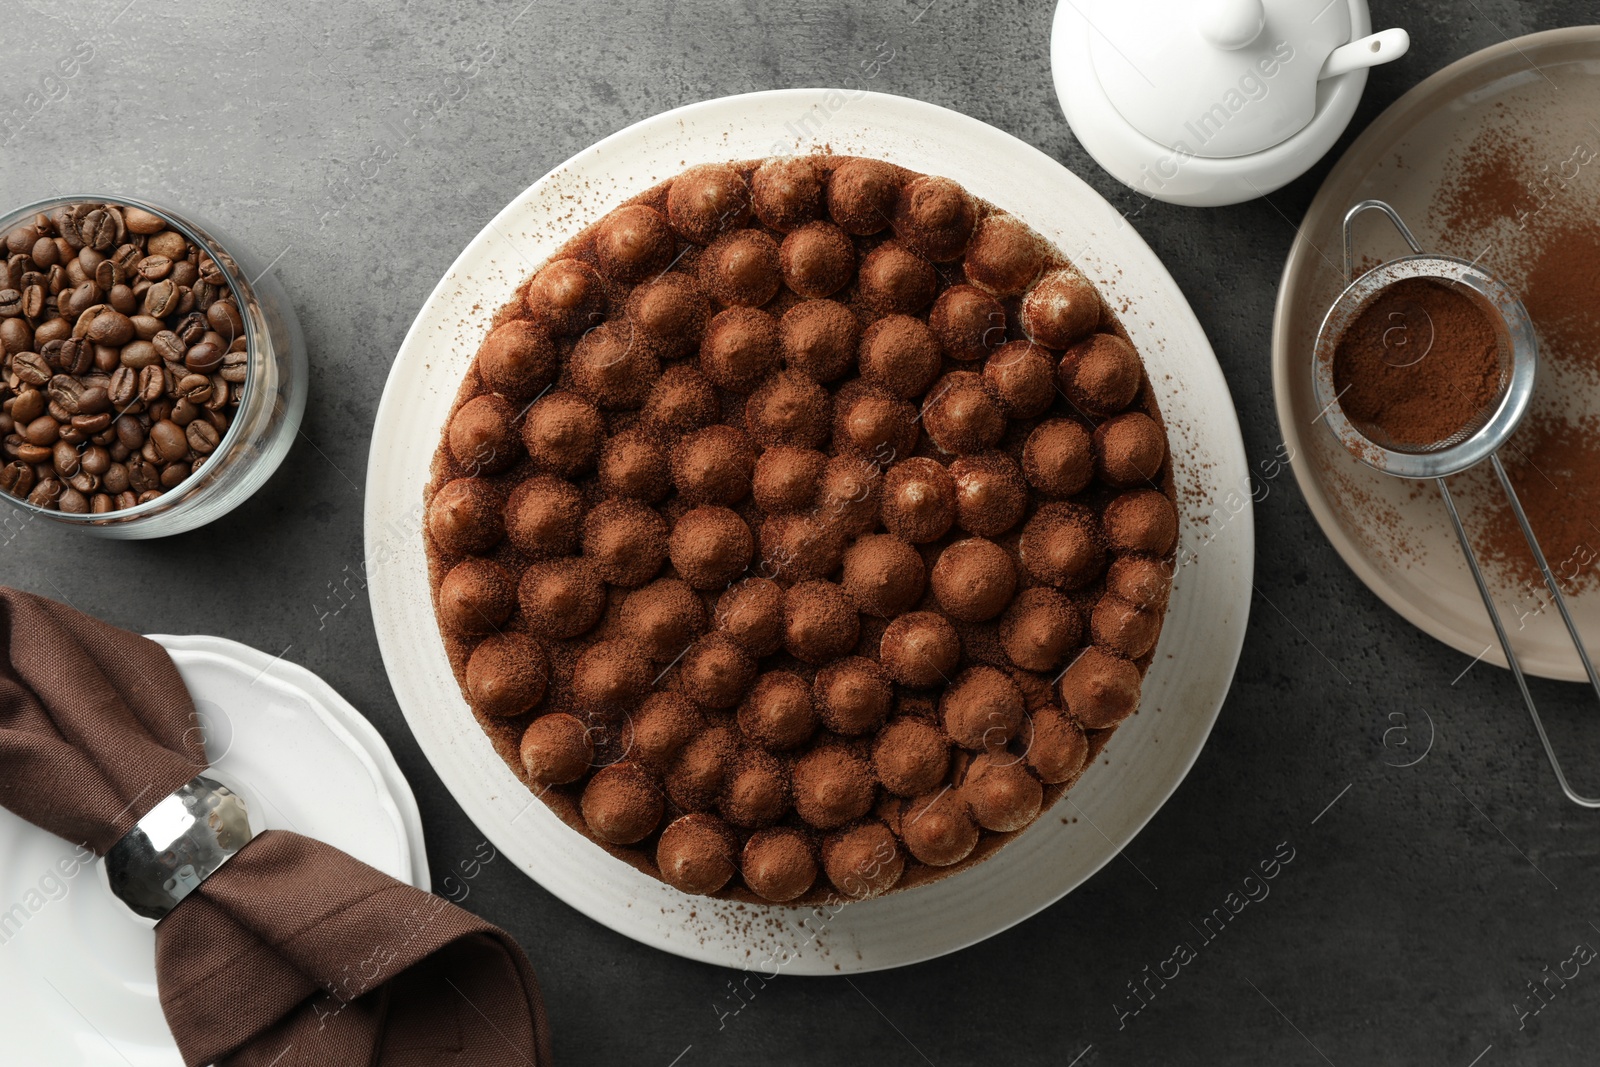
[{"left": 523, "top": 259, "right": 605, "bottom": 337}]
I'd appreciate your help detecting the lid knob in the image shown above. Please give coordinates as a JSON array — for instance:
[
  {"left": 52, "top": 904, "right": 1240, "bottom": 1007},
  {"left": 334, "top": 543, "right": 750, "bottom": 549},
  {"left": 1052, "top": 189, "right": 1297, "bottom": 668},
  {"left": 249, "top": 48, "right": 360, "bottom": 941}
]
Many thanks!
[{"left": 1196, "top": 0, "right": 1265, "bottom": 50}]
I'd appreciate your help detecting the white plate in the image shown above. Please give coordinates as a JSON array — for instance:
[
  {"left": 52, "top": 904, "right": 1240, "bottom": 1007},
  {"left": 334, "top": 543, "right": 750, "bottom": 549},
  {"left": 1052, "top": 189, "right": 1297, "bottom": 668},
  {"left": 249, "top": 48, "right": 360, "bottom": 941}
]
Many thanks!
[
  {"left": 1272, "top": 28, "right": 1600, "bottom": 680},
  {"left": 0, "top": 635, "right": 428, "bottom": 1067},
  {"left": 365, "top": 89, "right": 1253, "bottom": 973}
]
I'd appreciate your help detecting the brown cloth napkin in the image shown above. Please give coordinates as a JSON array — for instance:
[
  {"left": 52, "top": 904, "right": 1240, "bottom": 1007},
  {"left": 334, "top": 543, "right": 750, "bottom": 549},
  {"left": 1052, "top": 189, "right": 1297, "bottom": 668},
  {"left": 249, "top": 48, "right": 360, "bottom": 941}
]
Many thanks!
[{"left": 0, "top": 587, "right": 553, "bottom": 1067}]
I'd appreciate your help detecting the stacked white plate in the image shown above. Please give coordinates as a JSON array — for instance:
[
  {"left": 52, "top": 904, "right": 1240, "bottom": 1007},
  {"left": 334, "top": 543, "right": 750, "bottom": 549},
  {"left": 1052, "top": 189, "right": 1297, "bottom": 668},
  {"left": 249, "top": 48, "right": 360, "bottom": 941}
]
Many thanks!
[{"left": 0, "top": 635, "right": 428, "bottom": 1066}]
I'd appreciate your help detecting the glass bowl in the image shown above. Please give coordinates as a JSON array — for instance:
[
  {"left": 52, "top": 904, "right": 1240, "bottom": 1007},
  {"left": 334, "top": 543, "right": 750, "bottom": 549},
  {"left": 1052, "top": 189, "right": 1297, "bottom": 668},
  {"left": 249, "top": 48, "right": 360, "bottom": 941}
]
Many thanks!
[{"left": 0, "top": 194, "right": 307, "bottom": 538}]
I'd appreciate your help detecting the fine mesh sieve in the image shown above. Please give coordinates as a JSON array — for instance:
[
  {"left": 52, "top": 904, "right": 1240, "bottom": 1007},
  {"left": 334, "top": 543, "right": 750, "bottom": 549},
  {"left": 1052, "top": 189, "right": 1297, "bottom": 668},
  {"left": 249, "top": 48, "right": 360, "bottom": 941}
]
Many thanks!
[{"left": 1311, "top": 200, "right": 1600, "bottom": 808}]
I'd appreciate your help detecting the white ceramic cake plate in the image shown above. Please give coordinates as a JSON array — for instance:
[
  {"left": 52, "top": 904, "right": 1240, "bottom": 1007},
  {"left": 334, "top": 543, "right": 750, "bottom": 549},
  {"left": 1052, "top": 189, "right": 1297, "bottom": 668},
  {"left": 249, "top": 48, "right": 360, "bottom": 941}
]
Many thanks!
[
  {"left": 1273, "top": 28, "right": 1600, "bottom": 680},
  {"left": 0, "top": 635, "right": 428, "bottom": 1067},
  {"left": 365, "top": 88, "right": 1253, "bottom": 973}
]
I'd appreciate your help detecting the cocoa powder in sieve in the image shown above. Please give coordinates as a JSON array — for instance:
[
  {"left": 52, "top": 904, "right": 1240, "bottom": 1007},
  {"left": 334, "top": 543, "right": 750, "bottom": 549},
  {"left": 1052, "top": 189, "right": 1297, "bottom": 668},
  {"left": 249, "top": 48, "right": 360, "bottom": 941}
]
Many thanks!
[{"left": 1331, "top": 276, "right": 1504, "bottom": 448}]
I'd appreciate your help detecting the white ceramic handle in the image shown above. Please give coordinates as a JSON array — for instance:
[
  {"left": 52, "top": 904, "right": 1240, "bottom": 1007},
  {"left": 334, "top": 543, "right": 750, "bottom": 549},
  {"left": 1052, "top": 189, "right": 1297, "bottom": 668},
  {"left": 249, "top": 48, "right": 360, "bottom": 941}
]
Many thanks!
[
  {"left": 1318, "top": 28, "right": 1411, "bottom": 79},
  {"left": 1196, "top": 0, "right": 1265, "bottom": 50}
]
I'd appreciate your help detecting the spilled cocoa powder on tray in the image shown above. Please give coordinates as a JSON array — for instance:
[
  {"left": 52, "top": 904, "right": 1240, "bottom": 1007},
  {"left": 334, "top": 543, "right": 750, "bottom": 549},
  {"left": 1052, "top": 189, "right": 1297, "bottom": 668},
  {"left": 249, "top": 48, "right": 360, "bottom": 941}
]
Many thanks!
[
  {"left": 1430, "top": 125, "right": 1600, "bottom": 592},
  {"left": 1331, "top": 276, "right": 1504, "bottom": 449}
]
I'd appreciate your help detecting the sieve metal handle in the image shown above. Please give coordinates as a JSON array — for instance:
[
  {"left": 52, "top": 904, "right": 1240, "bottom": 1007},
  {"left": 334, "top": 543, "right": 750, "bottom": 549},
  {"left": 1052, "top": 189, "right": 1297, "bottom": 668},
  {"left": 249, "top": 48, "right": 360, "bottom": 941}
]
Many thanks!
[
  {"left": 1437, "top": 462, "right": 1600, "bottom": 808},
  {"left": 1341, "top": 199, "right": 1424, "bottom": 281}
]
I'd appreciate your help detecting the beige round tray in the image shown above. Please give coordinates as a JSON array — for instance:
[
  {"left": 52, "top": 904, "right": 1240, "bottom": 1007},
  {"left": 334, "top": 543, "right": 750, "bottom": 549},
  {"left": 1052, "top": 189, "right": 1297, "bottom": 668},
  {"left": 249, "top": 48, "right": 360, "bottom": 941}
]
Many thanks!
[{"left": 1273, "top": 27, "right": 1600, "bottom": 681}]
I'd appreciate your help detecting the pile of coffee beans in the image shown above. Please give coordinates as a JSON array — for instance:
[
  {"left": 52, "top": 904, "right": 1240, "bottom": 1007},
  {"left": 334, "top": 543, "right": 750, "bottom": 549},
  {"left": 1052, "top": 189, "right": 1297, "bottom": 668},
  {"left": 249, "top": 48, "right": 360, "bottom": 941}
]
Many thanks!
[{"left": 0, "top": 202, "right": 248, "bottom": 514}]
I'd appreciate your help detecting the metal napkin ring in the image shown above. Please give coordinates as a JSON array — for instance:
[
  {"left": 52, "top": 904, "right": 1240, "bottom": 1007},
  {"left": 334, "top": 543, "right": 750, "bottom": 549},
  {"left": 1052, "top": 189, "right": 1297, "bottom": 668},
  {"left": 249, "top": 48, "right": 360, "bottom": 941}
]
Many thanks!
[{"left": 105, "top": 774, "right": 254, "bottom": 921}]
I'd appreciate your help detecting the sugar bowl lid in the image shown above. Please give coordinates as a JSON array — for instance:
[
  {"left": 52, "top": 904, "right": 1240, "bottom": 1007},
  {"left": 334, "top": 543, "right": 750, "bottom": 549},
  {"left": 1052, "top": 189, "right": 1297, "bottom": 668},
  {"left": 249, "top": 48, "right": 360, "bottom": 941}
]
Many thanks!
[{"left": 1084, "top": 0, "right": 1408, "bottom": 159}]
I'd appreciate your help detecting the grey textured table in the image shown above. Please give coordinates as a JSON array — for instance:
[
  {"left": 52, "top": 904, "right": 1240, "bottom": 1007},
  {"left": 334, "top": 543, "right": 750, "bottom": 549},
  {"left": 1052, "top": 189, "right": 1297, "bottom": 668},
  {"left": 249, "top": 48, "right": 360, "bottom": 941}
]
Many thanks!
[{"left": 5, "top": 2, "right": 1598, "bottom": 1064}]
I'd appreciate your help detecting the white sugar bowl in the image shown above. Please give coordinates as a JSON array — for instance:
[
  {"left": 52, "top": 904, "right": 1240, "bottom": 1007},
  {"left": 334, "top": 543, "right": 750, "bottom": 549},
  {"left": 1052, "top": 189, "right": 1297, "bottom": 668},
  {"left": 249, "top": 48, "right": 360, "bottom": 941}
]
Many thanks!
[{"left": 1050, "top": 0, "right": 1409, "bottom": 206}]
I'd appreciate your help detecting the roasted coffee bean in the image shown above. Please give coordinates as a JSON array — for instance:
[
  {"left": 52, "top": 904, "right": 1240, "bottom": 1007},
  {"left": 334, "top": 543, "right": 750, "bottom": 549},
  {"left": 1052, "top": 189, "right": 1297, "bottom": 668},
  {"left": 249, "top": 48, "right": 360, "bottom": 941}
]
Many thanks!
[
  {"left": 33, "top": 316, "right": 69, "bottom": 345},
  {"left": 170, "top": 259, "right": 199, "bottom": 287},
  {"left": 204, "top": 376, "right": 228, "bottom": 410},
  {"left": 46, "top": 398, "right": 72, "bottom": 422},
  {"left": 0, "top": 290, "right": 20, "bottom": 316},
  {"left": 112, "top": 243, "right": 142, "bottom": 273},
  {"left": 58, "top": 486, "right": 88, "bottom": 513},
  {"left": 94, "top": 259, "right": 122, "bottom": 291},
  {"left": 159, "top": 460, "right": 190, "bottom": 489},
  {"left": 76, "top": 387, "right": 110, "bottom": 415},
  {"left": 175, "top": 313, "right": 207, "bottom": 345},
  {"left": 112, "top": 414, "right": 144, "bottom": 450},
  {"left": 54, "top": 336, "right": 89, "bottom": 374},
  {"left": 136, "top": 254, "right": 172, "bottom": 281},
  {"left": 114, "top": 490, "right": 137, "bottom": 509},
  {"left": 222, "top": 350, "right": 249, "bottom": 383},
  {"left": 0, "top": 460, "right": 35, "bottom": 496},
  {"left": 80, "top": 209, "right": 116, "bottom": 251},
  {"left": 79, "top": 444, "right": 110, "bottom": 476},
  {"left": 203, "top": 407, "right": 229, "bottom": 432},
  {"left": 20, "top": 284, "right": 44, "bottom": 319},
  {"left": 58, "top": 424, "right": 86, "bottom": 446},
  {"left": 46, "top": 375, "right": 86, "bottom": 414},
  {"left": 148, "top": 418, "right": 187, "bottom": 462},
  {"left": 171, "top": 399, "right": 199, "bottom": 426},
  {"left": 126, "top": 455, "right": 158, "bottom": 492},
  {"left": 93, "top": 344, "right": 120, "bottom": 373},
  {"left": 90, "top": 492, "right": 113, "bottom": 514},
  {"left": 27, "top": 478, "right": 61, "bottom": 508},
  {"left": 10, "top": 388, "right": 44, "bottom": 424},
  {"left": 108, "top": 285, "right": 137, "bottom": 315},
  {"left": 63, "top": 283, "right": 101, "bottom": 319},
  {"left": 120, "top": 340, "right": 159, "bottom": 369},
  {"left": 103, "top": 461, "right": 130, "bottom": 493},
  {"left": 78, "top": 247, "right": 105, "bottom": 274},
  {"left": 52, "top": 439, "right": 81, "bottom": 476},
  {"left": 206, "top": 299, "right": 243, "bottom": 339},
  {"left": 29, "top": 238, "right": 59, "bottom": 268},
  {"left": 84, "top": 309, "right": 133, "bottom": 346},
  {"left": 185, "top": 418, "right": 220, "bottom": 454},
  {"left": 136, "top": 365, "right": 165, "bottom": 404},
  {"left": 15, "top": 442, "right": 51, "bottom": 464},
  {"left": 130, "top": 314, "right": 162, "bottom": 340},
  {"left": 152, "top": 330, "right": 185, "bottom": 362},
  {"left": 24, "top": 414, "right": 59, "bottom": 446},
  {"left": 13, "top": 351, "right": 51, "bottom": 386},
  {"left": 142, "top": 278, "right": 177, "bottom": 317},
  {"left": 184, "top": 341, "right": 224, "bottom": 373},
  {"left": 123, "top": 206, "right": 166, "bottom": 235},
  {"left": 174, "top": 286, "right": 196, "bottom": 316},
  {"left": 147, "top": 397, "right": 173, "bottom": 423},
  {"left": 0, "top": 317, "right": 34, "bottom": 355},
  {"left": 71, "top": 411, "right": 112, "bottom": 435},
  {"left": 64, "top": 259, "right": 88, "bottom": 286},
  {"left": 44, "top": 263, "right": 65, "bottom": 295},
  {"left": 147, "top": 230, "right": 185, "bottom": 259},
  {"left": 3, "top": 228, "right": 33, "bottom": 255},
  {"left": 66, "top": 468, "right": 98, "bottom": 493},
  {"left": 175, "top": 373, "right": 212, "bottom": 404}
]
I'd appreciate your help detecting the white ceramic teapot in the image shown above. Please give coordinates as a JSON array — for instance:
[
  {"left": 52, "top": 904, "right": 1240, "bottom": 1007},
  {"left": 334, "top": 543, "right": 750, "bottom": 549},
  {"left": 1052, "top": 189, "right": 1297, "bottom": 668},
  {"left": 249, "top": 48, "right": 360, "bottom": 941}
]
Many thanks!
[{"left": 1051, "top": 0, "right": 1409, "bottom": 206}]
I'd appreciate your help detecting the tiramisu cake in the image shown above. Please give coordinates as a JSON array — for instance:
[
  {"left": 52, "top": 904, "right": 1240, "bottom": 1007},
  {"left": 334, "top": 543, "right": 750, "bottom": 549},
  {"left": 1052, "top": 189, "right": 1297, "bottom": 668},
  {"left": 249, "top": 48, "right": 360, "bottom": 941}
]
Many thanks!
[{"left": 425, "top": 156, "right": 1177, "bottom": 903}]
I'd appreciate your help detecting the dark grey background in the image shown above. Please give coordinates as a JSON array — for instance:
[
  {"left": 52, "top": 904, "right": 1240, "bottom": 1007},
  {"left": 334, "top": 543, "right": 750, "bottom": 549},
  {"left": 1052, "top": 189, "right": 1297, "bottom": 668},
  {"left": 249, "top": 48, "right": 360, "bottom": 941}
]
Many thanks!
[{"left": 5, "top": 1, "right": 1598, "bottom": 1064}]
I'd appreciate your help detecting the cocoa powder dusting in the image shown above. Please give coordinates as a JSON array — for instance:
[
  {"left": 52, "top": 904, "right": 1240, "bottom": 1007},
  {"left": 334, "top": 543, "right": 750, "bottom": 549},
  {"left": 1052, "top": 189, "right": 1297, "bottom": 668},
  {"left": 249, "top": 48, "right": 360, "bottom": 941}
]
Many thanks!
[
  {"left": 1332, "top": 277, "right": 1504, "bottom": 448},
  {"left": 1473, "top": 415, "right": 1600, "bottom": 592},
  {"left": 1430, "top": 125, "right": 1600, "bottom": 592}
]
